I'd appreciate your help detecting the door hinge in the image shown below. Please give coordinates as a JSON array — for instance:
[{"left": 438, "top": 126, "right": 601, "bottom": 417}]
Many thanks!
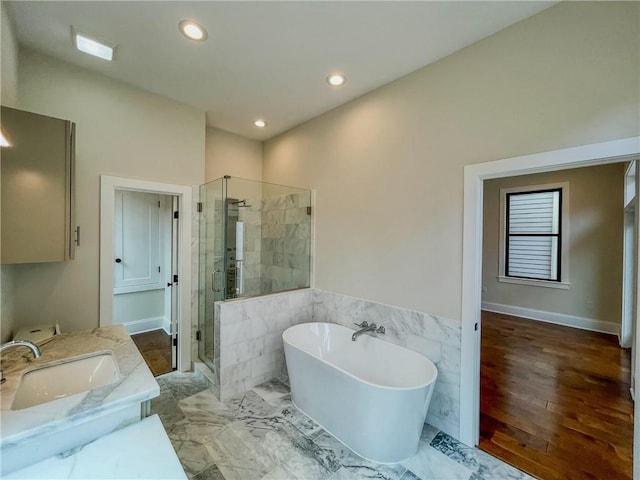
[
  {"left": 196, "top": 330, "right": 201, "bottom": 341},
  {"left": 158, "top": 266, "right": 161, "bottom": 272},
  {"left": 158, "top": 200, "right": 161, "bottom": 208},
  {"left": 173, "top": 274, "right": 179, "bottom": 284},
  {"left": 174, "top": 211, "right": 179, "bottom": 219},
  {"left": 197, "top": 202, "right": 203, "bottom": 212},
  {"left": 307, "top": 206, "right": 312, "bottom": 215},
  {"left": 172, "top": 336, "right": 178, "bottom": 347},
  {"left": 474, "top": 323, "right": 478, "bottom": 331}
]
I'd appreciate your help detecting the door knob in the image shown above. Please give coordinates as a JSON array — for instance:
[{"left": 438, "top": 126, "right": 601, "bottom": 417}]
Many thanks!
[{"left": 115, "top": 258, "right": 122, "bottom": 263}]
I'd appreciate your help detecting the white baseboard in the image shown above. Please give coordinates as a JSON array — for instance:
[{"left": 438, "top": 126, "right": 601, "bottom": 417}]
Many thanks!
[
  {"left": 482, "top": 302, "right": 620, "bottom": 336},
  {"left": 118, "top": 316, "right": 165, "bottom": 335}
]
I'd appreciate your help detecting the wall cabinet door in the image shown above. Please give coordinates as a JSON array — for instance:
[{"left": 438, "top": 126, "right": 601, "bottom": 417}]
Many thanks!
[{"left": 1, "top": 106, "right": 76, "bottom": 263}]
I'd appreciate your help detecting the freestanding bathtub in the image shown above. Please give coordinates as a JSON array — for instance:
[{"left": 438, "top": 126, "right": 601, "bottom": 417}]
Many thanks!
[{"left": 282, "top": 322, "right": 438, "bottom": 464}]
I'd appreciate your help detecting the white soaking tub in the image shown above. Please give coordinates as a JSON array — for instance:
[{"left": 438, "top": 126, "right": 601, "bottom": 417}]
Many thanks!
[{"left": 282, "top": 322, "right": 438, "bottom": 464}]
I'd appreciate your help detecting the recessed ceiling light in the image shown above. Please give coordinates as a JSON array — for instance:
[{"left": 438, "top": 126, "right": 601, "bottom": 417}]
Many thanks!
[
  {"left": 72, "top": 28, "right": 115, "bottom": 61},
  {"left": 326, "top": 73, "right": 346, "bottom": 87},
  {"left": 254, "top": 119, "right": 267, "bottom": 128},
  {"left": 179, "top": 20, "right": 208, "bottom": 42}
]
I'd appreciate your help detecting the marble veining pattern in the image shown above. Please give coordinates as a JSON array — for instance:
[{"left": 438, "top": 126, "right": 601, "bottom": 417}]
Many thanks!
[
  {"left": 0, "top": 325, "right": 158, "bottom": 448},
  {"left": 5, "top": 415, "right": 186, "bottom": 480},
  {"left": 260, "top": 191, "right": 312, "bottom": 293},
  {"left": 153, "top": 371, "right": 533, "bottom": 480},
  {"left": 212, "top": 288, "right": 461, "bottom": 438},
  {"left": 215, "top": 289, "right": 314, "bottom": 399},
  {"left": 311, "top": 289, "right": 462, "bottom": 438}
]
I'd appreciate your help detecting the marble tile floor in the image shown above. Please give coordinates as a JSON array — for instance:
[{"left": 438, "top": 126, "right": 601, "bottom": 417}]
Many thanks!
[{"left": 152, "top": 371, "right": 534, "bottom": 480}]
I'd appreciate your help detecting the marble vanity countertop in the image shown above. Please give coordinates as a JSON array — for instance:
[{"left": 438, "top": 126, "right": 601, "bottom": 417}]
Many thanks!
[
  {"left": 6, "top": 414, "right": 186, "bottom": 479},
  {"left": 0, "top": 325, "right": 159, "bottom": 449}
]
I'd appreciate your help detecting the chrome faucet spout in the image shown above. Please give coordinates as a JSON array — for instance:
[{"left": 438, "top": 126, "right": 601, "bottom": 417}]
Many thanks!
[
  {"left": 1, "top": 340, "right": 41, "bottom": 358},
  {"left": 352, "top": 323, "right": 377, "bottom": 341},
  {"left": 0, "top": 339, "right": 42, "bottom": 384}
]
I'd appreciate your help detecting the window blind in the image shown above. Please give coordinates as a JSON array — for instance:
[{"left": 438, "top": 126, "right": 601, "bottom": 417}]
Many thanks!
[{"left": 506, "top": 190, "right": 561, "bottom": 281}]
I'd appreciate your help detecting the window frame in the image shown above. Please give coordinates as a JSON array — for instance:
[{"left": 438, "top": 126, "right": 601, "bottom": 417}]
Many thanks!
[{"left": 498, "top": 182, "right": 570, "bottom": 289}]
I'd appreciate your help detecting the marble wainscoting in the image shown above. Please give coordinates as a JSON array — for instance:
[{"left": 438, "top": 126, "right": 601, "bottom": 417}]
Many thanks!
[
  {"left": 215, "top": 289, "right": 314, "bottom": 399},
  {"left": 211, "top": 288, "right": 460, "bottom": 437},
  {"left": 312, "top": 290, "right": 462, "bottom": 438},
  {"left": 152, "top": 372, "right": 532, "bottom": 480}
]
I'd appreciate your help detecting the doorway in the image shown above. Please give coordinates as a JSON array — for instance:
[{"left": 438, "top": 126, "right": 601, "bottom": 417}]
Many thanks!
[
  {"left": 113, "top": 190, "right": 177, "bottom": 376},
  {"left": 99, "top": 175, "right": 193, "bottom": 372},
  {"left": 477, "top": 162, "right": 633, "bottom": 477},
  {"left": 459, "top": 137, "right": 640, "bottom": 470}
]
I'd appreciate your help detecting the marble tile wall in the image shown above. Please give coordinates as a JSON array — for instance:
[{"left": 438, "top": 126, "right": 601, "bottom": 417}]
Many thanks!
[
  {"left": 212, "top": 287, "right": 461, "bottom": 439},
  {"left": 198, "top": 189, "right": 225, "bottom": 372},
  {"left": 237, "top": 206, "right": 263, "bottom": 297},
  {"left": 312, "top": 290, "right": 461, "bottom": 439},
  {"left": 215, "top": 289, "right": 314, "bottom": 399},
  {"left": 193, "top": 188, "right": 312, "bottom": 371},
  {"left": 260, "top": 192, "right": 312, "bottom": 293}
]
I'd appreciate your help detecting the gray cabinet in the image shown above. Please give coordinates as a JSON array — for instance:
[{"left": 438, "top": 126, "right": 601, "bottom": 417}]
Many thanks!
[{"left": 1, "top": 106, "right": 77, "bottom": 263}]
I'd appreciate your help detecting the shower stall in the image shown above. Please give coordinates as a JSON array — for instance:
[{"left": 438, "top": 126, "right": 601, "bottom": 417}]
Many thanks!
[{"left": 197, "top": 176, "right": 312, "bottom": 374}]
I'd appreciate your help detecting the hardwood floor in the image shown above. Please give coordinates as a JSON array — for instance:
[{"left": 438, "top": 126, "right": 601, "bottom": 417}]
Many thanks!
[
  {"left": 479, "top": 311, "right": 633, "bottom": 480},
  {"left": 131, "top": 329, "right": 174, "bottom": 377}
]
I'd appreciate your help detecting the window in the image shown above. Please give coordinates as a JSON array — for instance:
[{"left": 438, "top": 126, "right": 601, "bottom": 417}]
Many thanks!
[
  {"left": 506, "top": 189, "right": 561, "bottom": 281},
  {"left": 498, "top": 183, "right": 569, "bottom": 289}
]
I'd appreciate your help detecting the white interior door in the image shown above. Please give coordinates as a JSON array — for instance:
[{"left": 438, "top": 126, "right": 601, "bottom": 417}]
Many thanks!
[{"left": 114, "top": 190, "right": 163, "bottom": 294}]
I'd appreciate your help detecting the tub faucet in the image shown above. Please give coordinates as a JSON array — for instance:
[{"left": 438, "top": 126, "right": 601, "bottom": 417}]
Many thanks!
[
  {"left": 0, "top": 340, "right": 42, "bottom": 384},
  {"left": 352, "top": 321, "right": 386, "bottom": 342}
]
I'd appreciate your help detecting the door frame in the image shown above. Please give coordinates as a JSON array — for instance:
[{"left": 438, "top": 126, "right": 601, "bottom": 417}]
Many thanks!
[
  {"left": 622, "top": 201, "right": 636, "bottom": 350},
  {"left": 99, "top": 175, "right": 193, "bottom": 372},
  {"left": 460, "top": 136, "right": 640, "bottom": 448}
]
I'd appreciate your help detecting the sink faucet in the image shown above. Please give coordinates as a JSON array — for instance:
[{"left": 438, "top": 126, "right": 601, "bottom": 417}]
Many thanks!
[
  {"left": 352, "top": 321, "right": 386, "bottom": 342},
  {"left": 0, "top": 340, "right": 42, "bottom": 384}
]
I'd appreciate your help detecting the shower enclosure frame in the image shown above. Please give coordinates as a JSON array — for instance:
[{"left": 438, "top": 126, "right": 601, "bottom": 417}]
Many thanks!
[{"left": 197, "top": 175, "right": 313, "bottom": 377}]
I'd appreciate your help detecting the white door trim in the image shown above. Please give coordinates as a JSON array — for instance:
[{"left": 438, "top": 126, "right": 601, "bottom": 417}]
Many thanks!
[
  {"left": 100, "top": 175, "right": 193, "bottom": 372},
  {"left": 622, "top": 203, "right": 636, "bottom": 349},
  {"left": 460, "top": 136, "right": 640, "bottom": 447}
]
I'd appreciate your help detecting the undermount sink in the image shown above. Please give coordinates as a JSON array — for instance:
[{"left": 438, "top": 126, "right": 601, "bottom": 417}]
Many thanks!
[{"left": 11, "top": 352, "right": 120, "bottom": 410}]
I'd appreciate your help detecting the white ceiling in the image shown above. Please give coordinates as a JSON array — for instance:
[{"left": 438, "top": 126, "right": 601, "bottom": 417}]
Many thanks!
[{"left": 6, "top": 1, "right": 556, "bottom": 141}]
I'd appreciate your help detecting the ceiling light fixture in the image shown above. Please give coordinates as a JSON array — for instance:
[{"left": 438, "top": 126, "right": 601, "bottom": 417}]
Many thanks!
[
  {"left": 72, "top": 28, "right": 115, "bottom": 61},
  {"left": 179, "top": 20, "right": 208, "bottom": 42},
  {"left": 253, "top": 119, "right": 267, "bottom": 128},
  {"left": 0, "top": 130, "right": 11, "bottom": 148},
  {"left": 326, "top": 73, "right": 346, "bottom": 87}
]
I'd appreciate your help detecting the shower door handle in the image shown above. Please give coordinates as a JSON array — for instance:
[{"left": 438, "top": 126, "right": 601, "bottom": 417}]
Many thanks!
[{"left": 212, "top": 269, "right": 222, "bottom": 293}]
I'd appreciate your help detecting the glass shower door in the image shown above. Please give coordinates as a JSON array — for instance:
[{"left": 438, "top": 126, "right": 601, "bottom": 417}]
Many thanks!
[{"left": 198, "top": 178, "right": 225, "bottom": 373}]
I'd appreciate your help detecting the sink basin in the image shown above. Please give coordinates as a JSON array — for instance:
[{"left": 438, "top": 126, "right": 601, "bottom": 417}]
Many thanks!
[{"left": 11, "top": 353, "right": 120, "bottom": 410}]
